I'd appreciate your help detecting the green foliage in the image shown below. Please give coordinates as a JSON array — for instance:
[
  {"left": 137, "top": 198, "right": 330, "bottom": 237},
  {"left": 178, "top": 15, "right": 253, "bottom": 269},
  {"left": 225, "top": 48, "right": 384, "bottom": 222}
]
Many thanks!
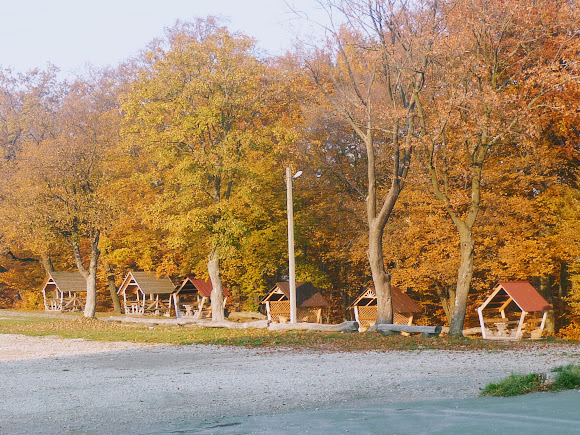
[
  {"left": 551, "top": 364, "right": 580, "bottom": 390},
  {"left": 480, "top": 373, "right": 546, "bottom": 397},
  {"left": 481, "top": 364, "right": 580, "bottom": 397}
]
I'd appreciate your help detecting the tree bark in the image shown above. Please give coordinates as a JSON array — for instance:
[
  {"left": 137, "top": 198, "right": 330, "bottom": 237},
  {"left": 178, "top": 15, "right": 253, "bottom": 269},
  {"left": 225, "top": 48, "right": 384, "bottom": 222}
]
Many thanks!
[
  {"left": 368, "top": 223, "right": 393, "bottom": 324},
  {"left": 559, "top": 262, "right": 568, "bottom": 299},
  {"left": 40, "top": 254, "right": 55, "bottom": 273},
  {"left": 104, "top": 263, "right": 122, "bottom": 314},
  {"left": 208, "top": 248, "right": 225, "bottom": 322},
  {"left": 449, "top": 224, "right": 475, "bottom": 335},
  {"left": 436, "top": 284, "right": 455, "bottom": 325},
  {"left": 71, "top": 231, "right": 101, "bottom": 319}
]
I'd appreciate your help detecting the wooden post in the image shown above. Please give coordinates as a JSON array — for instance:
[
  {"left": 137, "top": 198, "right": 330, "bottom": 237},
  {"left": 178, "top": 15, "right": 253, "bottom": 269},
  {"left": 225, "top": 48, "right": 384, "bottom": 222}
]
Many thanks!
[
  {"left": 265, "top": 301, "right": 271, "bottom": 320},
  {"left": 173, "top": 294, "right": 181, "bottom": 318},
  {"left": 286, "top": 167, "right": 297, "bottom": 324},
  {"left": 539, "top": 311, "right": 548, "bottom": 331},
  {"left": 477, "top": 306, "right": 487, "bottom": 339},
  {"left": 515, "top": 311, "right": 527, "bottom": 339}
]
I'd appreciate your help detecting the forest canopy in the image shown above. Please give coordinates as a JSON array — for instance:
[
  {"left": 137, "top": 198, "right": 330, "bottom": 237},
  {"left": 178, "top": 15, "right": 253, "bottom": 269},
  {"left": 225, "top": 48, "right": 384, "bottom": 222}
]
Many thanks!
[{"left": 0, "top": 1, "right": 578, "bottom": 336}]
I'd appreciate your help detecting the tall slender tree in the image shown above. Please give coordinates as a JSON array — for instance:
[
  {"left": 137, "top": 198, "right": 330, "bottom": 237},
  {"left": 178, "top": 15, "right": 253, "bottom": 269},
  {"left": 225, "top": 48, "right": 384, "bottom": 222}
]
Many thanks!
[
  {"left": 303, "top": 0, "right": 441, "bottom": 323},
  {"left": 415, "top": 0, "right": 579, "bottom": 334}
]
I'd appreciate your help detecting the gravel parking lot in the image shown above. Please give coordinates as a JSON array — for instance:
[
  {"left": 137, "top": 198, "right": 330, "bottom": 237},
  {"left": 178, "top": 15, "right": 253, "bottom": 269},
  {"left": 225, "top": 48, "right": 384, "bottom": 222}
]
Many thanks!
[{"left": 1, "top": 334, "right": 579, "bottom": 434}]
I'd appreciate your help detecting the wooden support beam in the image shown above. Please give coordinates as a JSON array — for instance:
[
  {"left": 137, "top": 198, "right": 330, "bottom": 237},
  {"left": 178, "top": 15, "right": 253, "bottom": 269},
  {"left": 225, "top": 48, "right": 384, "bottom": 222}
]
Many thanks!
[
  {"left": 515, "top": 311, "right": 527, "bottom": 339},
  {"left": 499, "top": 297, "right": 513, "bottom": 318}
]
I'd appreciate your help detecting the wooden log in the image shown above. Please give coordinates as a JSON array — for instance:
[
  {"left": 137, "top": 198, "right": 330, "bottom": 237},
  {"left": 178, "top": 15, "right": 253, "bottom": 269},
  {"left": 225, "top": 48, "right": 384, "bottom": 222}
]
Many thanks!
[
  {"left": 105, "top": 316, "right": 198, "bottom": 326},
  {"left": 462, "top": 327, "right": 482, "bottom": 336},
  {"left": 268, "top": 321, "right": 359, "bottom": 333},
  {"left": 227, "top": 311, "right": 267, "bottom": 322},
  {"left": 194, "top": 320, "right": 269, "bottom": 329},
  {"left": 370, "top": 324, "right": 442, "bottom": 337},
  {"left": 104, "top": 316, "right": 268, "bottom": 329}
]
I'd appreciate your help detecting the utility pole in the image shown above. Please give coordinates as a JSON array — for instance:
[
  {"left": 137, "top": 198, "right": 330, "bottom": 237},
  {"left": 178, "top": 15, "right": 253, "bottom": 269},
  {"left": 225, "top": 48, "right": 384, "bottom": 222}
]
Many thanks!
[{"left": 286, "top": 167, "right": 302, "bottom": 323}]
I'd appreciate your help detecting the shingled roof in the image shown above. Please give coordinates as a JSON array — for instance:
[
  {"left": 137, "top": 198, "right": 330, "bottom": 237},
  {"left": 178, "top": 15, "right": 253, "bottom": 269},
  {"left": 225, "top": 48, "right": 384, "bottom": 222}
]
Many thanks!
[
  {"left": 176, "top": 275, "right": 230, "bottom": 297},
  {"left": 43, "top": 271, "right": 87, "bottom": 293},
  {"left": 263, "top": 282, "right": 329, "bottom": 307},
  {"left": 349, "top": 287, "right": 421, "bottom": 314},
  {"left": 492, "top": 281, "right": 552, "bottom": 313},
  {"left": 118, "top": 271, "right": 176, "bottom": 295}
]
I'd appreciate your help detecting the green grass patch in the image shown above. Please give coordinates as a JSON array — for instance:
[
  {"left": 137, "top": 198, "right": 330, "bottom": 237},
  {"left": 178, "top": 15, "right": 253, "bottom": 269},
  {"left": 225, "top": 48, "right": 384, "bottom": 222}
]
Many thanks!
[
  {"left": 0, "top": 314, "right": 572, "bottom": 352},
  {"left": 480, "top": 373, "right": 546, "bottom": 397},
  {"left": 551, "top": 364, "right": 580, "bottom": 390},
  {"left": 481, "top": 364, "right": 580, "bottom": 397}
]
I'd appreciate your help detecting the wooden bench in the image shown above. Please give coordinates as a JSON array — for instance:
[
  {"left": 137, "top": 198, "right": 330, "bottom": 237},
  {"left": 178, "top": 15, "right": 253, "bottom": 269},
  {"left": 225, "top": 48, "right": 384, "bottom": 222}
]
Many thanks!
[{"left": 372, "top": 324, "right": 443, "bottom": 337}]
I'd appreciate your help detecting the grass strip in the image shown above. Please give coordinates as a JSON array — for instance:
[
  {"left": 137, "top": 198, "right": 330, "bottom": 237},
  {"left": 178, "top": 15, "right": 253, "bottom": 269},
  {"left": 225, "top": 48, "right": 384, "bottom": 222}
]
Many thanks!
[
  {"left": 481, "top": 364, "right": 580, "bottom": 397},
  {"left": 0, "top": 316, "right": 571, "bottom": 352}
]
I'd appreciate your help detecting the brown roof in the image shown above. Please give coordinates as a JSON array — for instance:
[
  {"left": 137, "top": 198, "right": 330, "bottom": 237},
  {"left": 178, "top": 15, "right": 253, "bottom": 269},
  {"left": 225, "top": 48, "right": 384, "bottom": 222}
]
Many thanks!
[
  {"left": 349, "top": 287, "right": 422, "bottom": 314},
  {"left": 494, "top": 281, "right": 552, "bottom": 312},
  {"left": 263, "top": 282, "right": 329, "bottom": 307},
  {"left": 43, "top": 271, "right": 87, "bottom": 293},
  {"left": 118, "top": 271, "right": 176, "bottom": 295},
  {"left": 177, "top": 275, "right": 230, "bottom": 297}
]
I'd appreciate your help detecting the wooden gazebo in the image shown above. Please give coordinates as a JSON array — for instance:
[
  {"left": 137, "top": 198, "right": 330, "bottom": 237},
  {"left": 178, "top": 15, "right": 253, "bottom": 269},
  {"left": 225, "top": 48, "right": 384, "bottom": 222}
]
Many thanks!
[
  {"left": 173, "top": 275, "right": 230, "bottom": 318},
  {"left": 41, "top": 271, "right": 86, "bottom": 312},
  {"left": 349, "top": 287, "right": 422, "bottom": 331},
  {"left": 117, "top": 271, "right": 176, "bottom": 316},
  {"left": 261, "top": 282, "right": 329, "bottom": 323},
  {"left": 477, "top": 281, "right": 552, "bottom": 340}
]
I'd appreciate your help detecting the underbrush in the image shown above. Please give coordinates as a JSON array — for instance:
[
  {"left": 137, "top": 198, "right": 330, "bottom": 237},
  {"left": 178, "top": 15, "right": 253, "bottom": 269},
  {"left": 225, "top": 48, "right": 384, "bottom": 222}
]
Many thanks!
[{"left": 481, "top": 364, "right": 580, "bottom": 397}]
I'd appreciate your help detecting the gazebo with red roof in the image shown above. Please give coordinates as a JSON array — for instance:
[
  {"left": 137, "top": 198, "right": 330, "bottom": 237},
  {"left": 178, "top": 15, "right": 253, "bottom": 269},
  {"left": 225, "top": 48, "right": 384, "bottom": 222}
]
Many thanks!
[
  {"left": 261, "top": 282, "right": 329, "bottom": 323},
  {"left": 348, "top": 287, "right": 422, "bottom": 331},
  {"left": 173, "top": 275, "right": 230, "bottom": 319},
  {"left": 477, "top": 281, "right": 552, "bottom": 340}
]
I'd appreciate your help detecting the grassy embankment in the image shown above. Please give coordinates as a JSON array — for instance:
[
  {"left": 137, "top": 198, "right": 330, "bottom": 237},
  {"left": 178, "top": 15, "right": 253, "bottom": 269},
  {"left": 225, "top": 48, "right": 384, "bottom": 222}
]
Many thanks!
[
  {"left": 0, "top": 312, "right": 577, "bottom": 352},
  {"left": 481, "top": 364, "right": 580, "bottom": 397}
]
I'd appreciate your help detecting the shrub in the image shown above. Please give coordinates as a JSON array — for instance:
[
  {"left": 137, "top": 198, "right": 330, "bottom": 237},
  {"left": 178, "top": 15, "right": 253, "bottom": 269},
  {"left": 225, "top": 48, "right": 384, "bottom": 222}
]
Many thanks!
[
  {"left": 557, "top": 322, "right": 580, "bottom": 341},
  {"left": 551, "top": 364, "right": 580, "bottom": 390},
  {"left": 480, "top": 373, "right": 545, "bottom": 397}
]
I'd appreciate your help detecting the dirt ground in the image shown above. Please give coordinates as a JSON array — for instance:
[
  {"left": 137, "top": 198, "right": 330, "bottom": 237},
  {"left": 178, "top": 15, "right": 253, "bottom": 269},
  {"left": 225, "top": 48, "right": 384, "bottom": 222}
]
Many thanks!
[{"left": 0, "top": 333, "right": 579, "bottom": 434}]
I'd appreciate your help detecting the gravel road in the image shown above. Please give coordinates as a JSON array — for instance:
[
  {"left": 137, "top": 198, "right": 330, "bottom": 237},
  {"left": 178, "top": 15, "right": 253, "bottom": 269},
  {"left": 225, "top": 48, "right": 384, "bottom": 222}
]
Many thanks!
[{"left": 0, "top": 334, "right": 579, "bottom": 434}]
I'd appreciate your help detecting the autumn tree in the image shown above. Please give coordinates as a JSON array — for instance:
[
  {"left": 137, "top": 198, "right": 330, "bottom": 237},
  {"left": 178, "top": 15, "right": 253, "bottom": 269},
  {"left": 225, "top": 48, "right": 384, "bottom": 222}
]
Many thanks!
[
  {"left": 0, "top": 67, "right": 65, "bottom": 276},
  {"left": 302, "top": 0, "right": 441, "bottom": 323},
  {"left": 121, "top": 19, "right": 297, "bottom": 320},
  {"left": 415, "top": 0, "right": 579, "bottom": 335},
  {"left": 8, "top": 69, "right": 122, "bottom": 317}
]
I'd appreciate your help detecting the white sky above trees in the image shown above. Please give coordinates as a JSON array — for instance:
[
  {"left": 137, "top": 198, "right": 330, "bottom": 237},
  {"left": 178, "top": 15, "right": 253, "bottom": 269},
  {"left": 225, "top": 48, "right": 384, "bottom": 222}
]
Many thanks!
[{"left": 1, "top": 0, "right": 327, "bottom": 76}]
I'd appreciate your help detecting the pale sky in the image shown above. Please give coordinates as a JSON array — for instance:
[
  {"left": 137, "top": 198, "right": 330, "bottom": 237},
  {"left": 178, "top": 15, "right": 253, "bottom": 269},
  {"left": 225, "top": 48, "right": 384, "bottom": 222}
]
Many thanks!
[{"left": 0, "top": 0, "right": 328, "bottom": 76}]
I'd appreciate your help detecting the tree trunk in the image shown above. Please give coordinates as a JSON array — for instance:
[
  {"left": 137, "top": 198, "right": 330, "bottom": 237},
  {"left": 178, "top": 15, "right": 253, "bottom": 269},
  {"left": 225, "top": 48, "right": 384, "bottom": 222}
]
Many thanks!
[
  {"left": 105, "top": 263, "right": 122, "bottom": 314},
  {"left": 208, "top": 249, "right": 225, "bottom": 322},
  {"left": 559, "top": 262, "right": 568, "bottom": 299},
  {"left": 539, "top": 275, "right": 555, "bottom": 334},
  {"left": 83, "top": 269, "right": 98, "bottom": 318},
  {"left": 40, "top": 254, "right": 55, "bottom": 273},
  {"left": 436, "top": 284, "right": 455, "bottom": 325},
  {"left": 71, "top": 232, "right": 101, "bottom": 319},
  {"left": 368, "top": 224, "right": 393, "bottom": 324},
  {"left": 449, "top": 225, "right": 475, "bottom": 336}
]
